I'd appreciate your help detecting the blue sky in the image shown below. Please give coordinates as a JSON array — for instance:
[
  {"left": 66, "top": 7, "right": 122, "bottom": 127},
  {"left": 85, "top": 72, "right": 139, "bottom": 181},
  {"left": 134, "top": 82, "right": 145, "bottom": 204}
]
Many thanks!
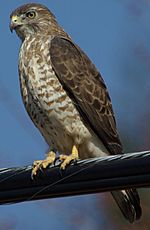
[{"left": 0, "top": 1, "right": 150, "bottom": 229}]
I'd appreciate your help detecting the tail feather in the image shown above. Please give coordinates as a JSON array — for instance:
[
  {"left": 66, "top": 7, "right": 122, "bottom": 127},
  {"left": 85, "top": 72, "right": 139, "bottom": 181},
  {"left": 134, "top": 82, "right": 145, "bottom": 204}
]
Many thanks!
[{"left": 111, "top": 189, "right": 142, "bottom": 223}]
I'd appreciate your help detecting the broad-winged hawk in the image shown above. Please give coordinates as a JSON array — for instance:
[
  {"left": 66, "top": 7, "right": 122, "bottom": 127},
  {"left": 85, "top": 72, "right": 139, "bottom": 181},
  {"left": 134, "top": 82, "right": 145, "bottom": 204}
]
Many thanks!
[{"left": 10, "top": 3, "right": 142, "bottom": 222}]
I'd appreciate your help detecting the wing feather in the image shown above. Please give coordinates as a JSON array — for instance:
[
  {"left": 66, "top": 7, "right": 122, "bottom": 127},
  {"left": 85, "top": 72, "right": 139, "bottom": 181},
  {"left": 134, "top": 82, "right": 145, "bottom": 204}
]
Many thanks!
[{"left": 50, "top": 37, "right": 123, "bottom": 154}]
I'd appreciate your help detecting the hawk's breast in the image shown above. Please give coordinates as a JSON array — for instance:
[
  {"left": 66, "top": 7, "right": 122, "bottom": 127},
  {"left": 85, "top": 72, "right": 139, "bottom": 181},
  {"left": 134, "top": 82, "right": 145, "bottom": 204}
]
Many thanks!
[{"left": 18, "top": 35, "right": 92, "bottom": 154}]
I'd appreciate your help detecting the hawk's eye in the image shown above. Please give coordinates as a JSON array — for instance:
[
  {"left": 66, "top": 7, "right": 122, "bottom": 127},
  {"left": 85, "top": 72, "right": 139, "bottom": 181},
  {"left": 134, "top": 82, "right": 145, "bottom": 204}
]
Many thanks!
[{"left": 26, "top": 11, "right": 36, "bottom": 19}]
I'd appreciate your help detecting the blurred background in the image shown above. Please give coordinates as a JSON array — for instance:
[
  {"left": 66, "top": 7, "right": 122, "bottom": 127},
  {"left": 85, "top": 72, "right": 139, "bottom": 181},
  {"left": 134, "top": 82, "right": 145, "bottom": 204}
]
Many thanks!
[{"left": 0, "top": 0, "right": 150, "bottom": 229}]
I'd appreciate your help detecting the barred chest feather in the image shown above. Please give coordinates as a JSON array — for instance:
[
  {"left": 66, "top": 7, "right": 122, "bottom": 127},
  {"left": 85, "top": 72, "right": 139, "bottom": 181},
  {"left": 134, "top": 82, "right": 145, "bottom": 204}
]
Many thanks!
[{"left": 18, "top": 35, "right": 92, "bottom": 155}]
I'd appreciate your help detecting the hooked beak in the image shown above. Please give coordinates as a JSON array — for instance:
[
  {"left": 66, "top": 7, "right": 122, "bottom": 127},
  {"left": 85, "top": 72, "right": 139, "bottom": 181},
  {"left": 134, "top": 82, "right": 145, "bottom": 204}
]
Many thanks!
[{"left": 10, "top": 15, "right": 21, "bottom": 32}]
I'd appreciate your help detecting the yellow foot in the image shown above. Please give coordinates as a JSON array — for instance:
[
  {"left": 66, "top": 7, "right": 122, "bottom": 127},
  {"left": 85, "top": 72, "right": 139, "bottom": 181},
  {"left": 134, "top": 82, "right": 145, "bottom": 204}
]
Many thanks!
[
  {"left": 60, "top": 145, "right": 79, "bottom": 170},
  {"left": 32, "top": 151, "right": 56, "bottom": 177}
]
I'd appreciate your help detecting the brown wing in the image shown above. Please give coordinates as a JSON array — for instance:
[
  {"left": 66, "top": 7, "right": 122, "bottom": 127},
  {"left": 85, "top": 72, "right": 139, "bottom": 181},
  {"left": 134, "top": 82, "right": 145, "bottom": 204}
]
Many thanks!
[{"left": 50, "top": 37, "right": 123, "bottom": 154}]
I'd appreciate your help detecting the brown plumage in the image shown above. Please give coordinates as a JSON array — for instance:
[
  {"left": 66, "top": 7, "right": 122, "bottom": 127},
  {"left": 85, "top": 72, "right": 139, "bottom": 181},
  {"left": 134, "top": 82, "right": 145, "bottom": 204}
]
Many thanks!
[{"left": 10, "top": 3, "right": 142, "bottom": 222}]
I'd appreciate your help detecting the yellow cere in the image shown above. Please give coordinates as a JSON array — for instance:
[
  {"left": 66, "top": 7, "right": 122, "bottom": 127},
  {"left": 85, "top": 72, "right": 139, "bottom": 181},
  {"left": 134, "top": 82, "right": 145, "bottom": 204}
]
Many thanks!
[{"left": 12, "top": 15, "right": 18, "bottom": 22}]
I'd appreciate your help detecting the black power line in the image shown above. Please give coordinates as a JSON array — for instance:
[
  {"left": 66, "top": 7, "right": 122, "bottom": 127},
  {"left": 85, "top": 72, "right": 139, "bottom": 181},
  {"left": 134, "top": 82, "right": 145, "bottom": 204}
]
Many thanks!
[{"left": 0, "top": 150, "right": 149, "bottom": 205}]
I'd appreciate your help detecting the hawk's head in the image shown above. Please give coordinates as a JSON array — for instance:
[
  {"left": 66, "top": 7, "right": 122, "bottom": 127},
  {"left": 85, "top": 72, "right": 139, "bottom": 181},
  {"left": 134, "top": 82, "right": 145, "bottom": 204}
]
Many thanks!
[{"left": 10, "top": 3, "right": 57, "bottom": 40}]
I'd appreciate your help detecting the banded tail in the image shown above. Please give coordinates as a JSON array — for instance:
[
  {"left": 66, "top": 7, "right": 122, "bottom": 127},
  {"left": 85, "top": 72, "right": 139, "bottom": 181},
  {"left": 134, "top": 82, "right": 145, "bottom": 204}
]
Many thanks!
[{"left": 111, "top": 189, "right": 142, "bottom": 223}]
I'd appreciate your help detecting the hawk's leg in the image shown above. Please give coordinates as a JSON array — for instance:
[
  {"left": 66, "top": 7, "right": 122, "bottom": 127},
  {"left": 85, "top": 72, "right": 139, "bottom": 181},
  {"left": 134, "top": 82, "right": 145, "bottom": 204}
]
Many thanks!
[
  {"left": 32, "top": 151, "right": 56, "bottom": 177},
  {"left": 60, "top": 145, "right": 79, "bottom": 170}
]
